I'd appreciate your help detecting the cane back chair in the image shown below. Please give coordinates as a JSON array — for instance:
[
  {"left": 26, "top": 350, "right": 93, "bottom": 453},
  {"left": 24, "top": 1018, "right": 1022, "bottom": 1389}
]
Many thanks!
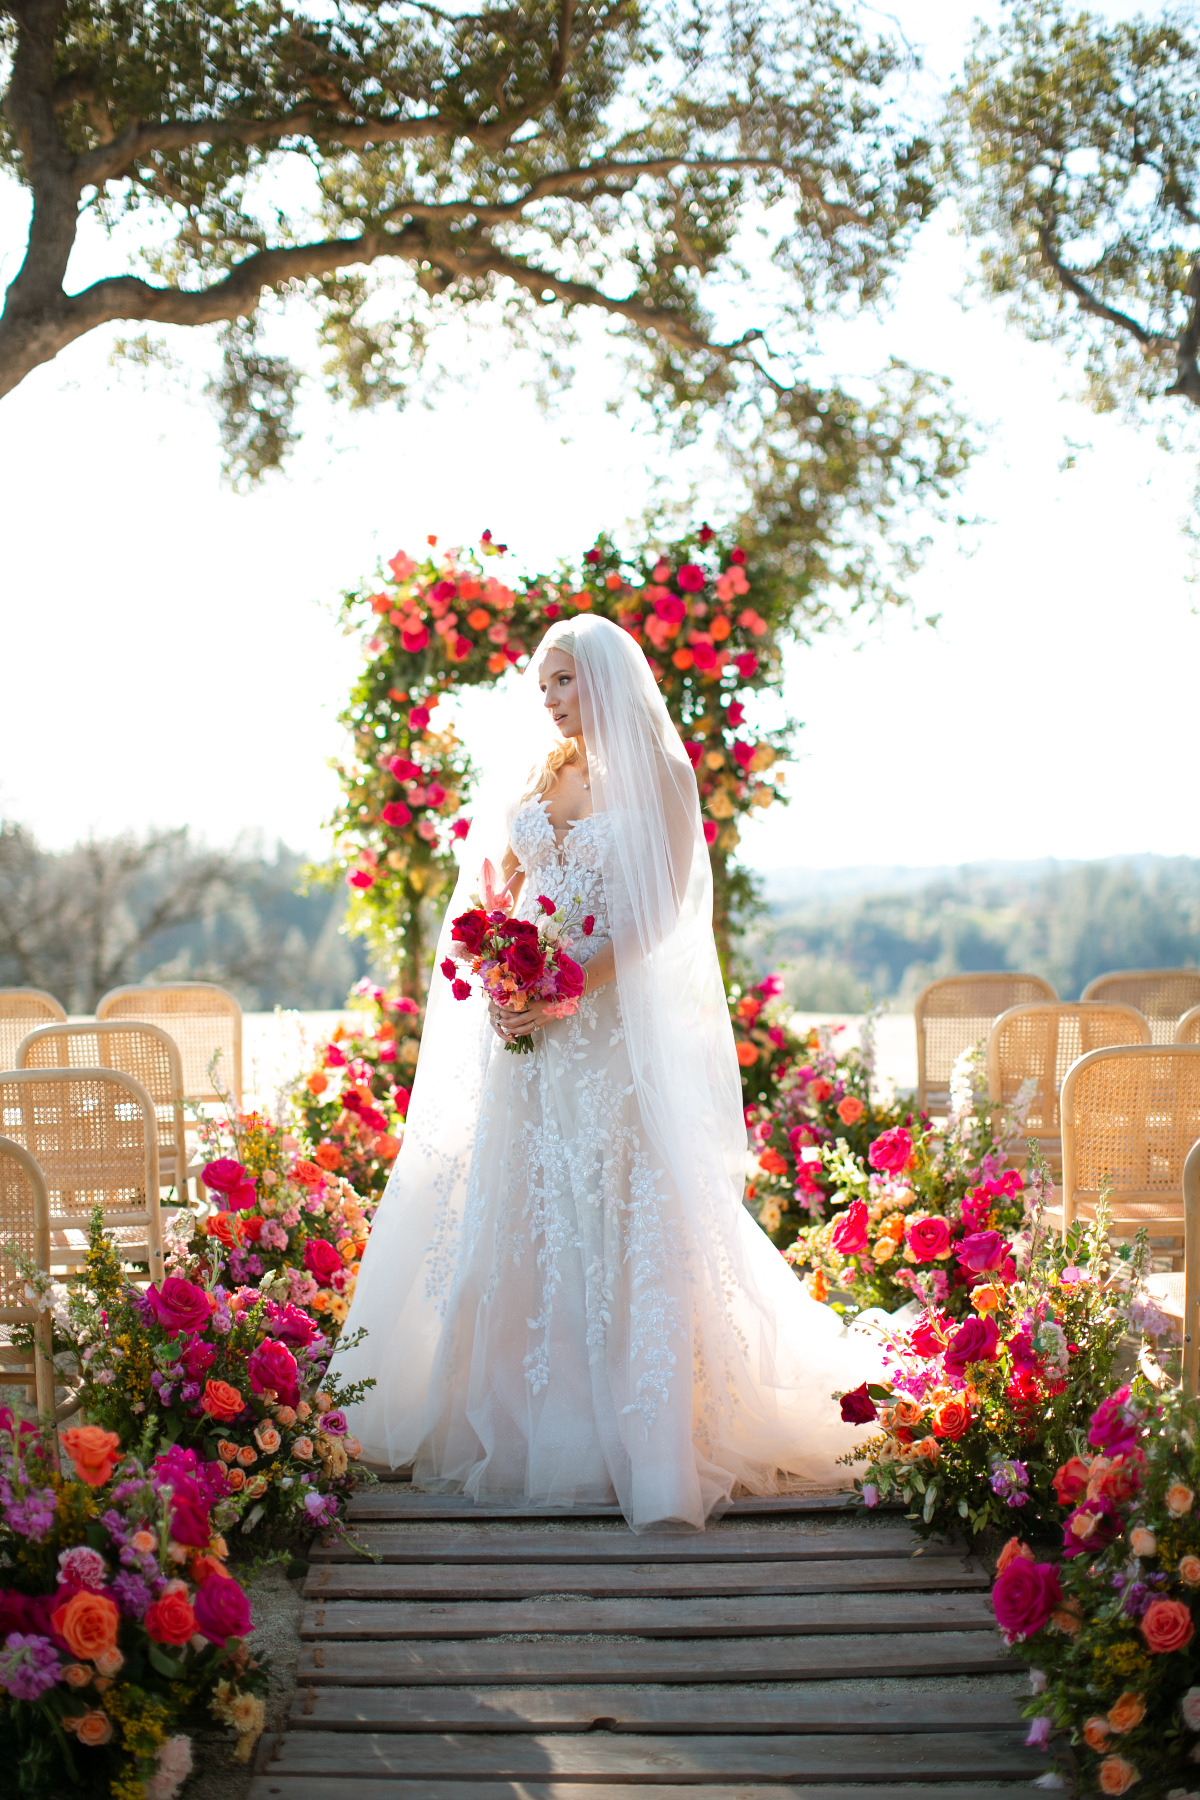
[
  {"left": 1143, "top": 1139, "right": 1200, "bottom": 1395},
  {"left": 0, "top": 989, "right": 66, "bottom": 1071},
  {"left": 1058, "top": 1045, "right": 1200, "bottom": 1247},
  {"left": 915, "top": 973, "right": 1058, "bottom": 1117},
  {"left": 1081, "top": 971, "right": 1200, "bottom": 1046},
  {"left": 1176, "top": 1007, "right": 1200, "bottom": 1047},
  {"left": 0, "top": 1069, "right": 163, "bottom": 1282},
  {"left": 17, "top": 1021, "right": 188, "bottom": 1203},
  {"left": 96, "top": 982, "right": 243, "bottom": 1106},
  {"left": 0, "top": 1137, "right": 55, "bottom": 1418},
  {"left": 987, "top": 1002, "right": 1151, "bottom": 1172}
]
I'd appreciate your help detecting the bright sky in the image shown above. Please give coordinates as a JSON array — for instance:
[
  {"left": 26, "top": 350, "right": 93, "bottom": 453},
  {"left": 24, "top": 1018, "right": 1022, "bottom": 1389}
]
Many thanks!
[{"left": 1, "top": 0, "right": 1195, "bottom": 871}]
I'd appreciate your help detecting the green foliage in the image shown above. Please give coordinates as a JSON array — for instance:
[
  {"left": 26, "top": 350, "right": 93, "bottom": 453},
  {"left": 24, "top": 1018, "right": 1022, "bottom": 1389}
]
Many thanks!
[{"left": 947, "top": 0, "right": 1200, "bottom": 416}]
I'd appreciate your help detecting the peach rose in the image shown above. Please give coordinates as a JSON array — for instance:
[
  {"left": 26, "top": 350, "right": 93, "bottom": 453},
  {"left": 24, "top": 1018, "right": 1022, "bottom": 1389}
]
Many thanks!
[
  {"left": 295, "top": 1401, "right": 312, "bottom": 1422},
  {"left": 1130, "top": 1527, "right": 1157, "bottom": 1559},
  {"left": 236, "top": 1446, "right": 258, "bottom": 1467},
  {"left": 254, "top": 1422, "right": 282, "bottom": 1455},
  {"left": 130, "top": 1529, "right": 157, "bottom": 1556},
  {"left": 1084, "top": 1717, "right": 1112, "bottom": 1752},
  {"left": 93, "top": 1647, "right": 124, "bottom": 1678},
  {"left": 1107, "top": 1693, "right": 1146, "bottom": 1734},
  {"left": 1141, "top": 1597, "right": 1195, "bottom": 1653},
  {"left": 62, "top": 1663, "right": 92, "bottom": 1689},
  {"left": 51, "top": 1591, "right": 120, "bottom": 1662},
  {"left": 996, "top": 1537, "right": 1034, "bottom": 1575},
  {"left": 244, "top": 1474, "right": 269, "bottom": 1499},
  {"left": 75, "top": 1710, "right": 114, "bottom": 1747},
  {"left": 1052, "top": 1604, "right": 1083, "bottom": 1637},
  {"left": 914, "top": 1437, "right": 940, "bottom": 1463},
  {"left": 292, "top": 1436, "right": 314, "bottom": 1461},
  {"left": 1180, "top": 1555, "right": 1200, "bottom": 1587},
  {"left": 274, "top": 1406, "right": 297, "bottom": 1429},
  {"left": 225, "top": 1467, "right": 246, "bottom": 1492},
  {"left": 836, "top": 1096, "right": 865, "bottom": 1126},
  {"left": 1167, "top": 1483, "right": 1195, "bottom": 1518},
  {"left": 893, "top": 1399, "right": 923, "bottom": 1427},
  {"left": 201, "top": 1380, "right": 244, "bottom": 1423},
  {"left": 971, "top": 1284, "right": 1002, "bottom": 1314},
  {"left": 60, "top": 1425, "right": 122, "bottom": 1488},
  {"left": 217, "top": 1440, "right": 240, "bottom": 1464},
  {"left": 932, "top": 1397, "right": 973, "bottom": 1441},
  {"left": 1097, "top": 1754, "right": 1138, "bottom": 1795}
]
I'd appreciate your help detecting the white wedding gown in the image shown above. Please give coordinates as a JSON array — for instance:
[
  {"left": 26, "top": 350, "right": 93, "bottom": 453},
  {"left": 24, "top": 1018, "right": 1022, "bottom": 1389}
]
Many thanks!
[{"left": 341, "top": 797, "right": 881, "bottom": 1530}]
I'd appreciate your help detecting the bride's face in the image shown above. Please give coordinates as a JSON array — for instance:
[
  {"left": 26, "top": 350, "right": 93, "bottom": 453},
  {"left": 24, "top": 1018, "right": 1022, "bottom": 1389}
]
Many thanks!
[{"left": 539, "top": 648, "right": 582, "bottom": 740}]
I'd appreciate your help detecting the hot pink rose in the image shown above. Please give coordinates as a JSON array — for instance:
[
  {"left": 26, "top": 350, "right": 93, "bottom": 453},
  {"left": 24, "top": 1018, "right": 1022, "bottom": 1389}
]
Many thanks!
[
  {"left": 451, "top": 909, "right": 489, "bottom": 953},
  {"left": 906, "top": 1216, "right": 951, "bottom": 1262},
  {"left": 676, "top": 564, "right": 706, "bottom": 593},
  {"left": 943, "top": 1313, "right": 999, "bottom": 1378},
  {"left": 868, "top": 1128, "right": 914, "bottom": 1174},
  {"left": 992, "top": 1558, "right": 1061, "bottom": 1639},
  {"left": 830, "top": 1200, "right": 869, "bottom": 1257},
  {"left": 957, "top": 1230, "right": 1008, "bottom": 1276},
  {"left": 193, "top": 1575, "right": 254, "bottom": 1644},
  {"left": 202, "top": 1159, "right": 257, "bottom": 1211},
  {"left": 554, "top": 955, "right": 585, "bottom": 999},
  {"left": 505, "top": 938, "right": 545, "bottom": 986},
  {"left": 303, "top": 1239, "right": 343, "bottom": 1285},
  {"left": 146, "top": 1276, "right": 211, "bottom": 1336},
  {"left": 247, "top": 1339, "right": 299, "bottom": 1408}
]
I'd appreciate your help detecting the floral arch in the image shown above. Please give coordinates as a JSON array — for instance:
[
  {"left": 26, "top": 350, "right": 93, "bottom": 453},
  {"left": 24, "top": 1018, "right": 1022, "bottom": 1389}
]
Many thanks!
[{"left": 328, "top": 523, "right": 794, "bottom": 997}]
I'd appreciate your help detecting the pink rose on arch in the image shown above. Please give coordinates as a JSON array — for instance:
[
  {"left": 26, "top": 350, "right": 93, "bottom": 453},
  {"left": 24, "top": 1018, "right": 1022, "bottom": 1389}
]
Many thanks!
[
  {"left": 303, "top": 1239, "right": 343, "bottom": 1285},
  {"left": 193, "top": 1574, "right": 253, "bottom": 1644},
  {"left": 957, "top": 1230, "right": 1009, "bottom": 1277},
  {"left": 654, "top": 594, "right": 687, "bottom": 622},
  {"left": 202, "top": 1159, "right": 258, "bottom": 1211},
  {"left": 677, "top": 564, "right": 706, "bottom": 593},
  {"left": 247, "top": 1338, "right": 299, "bottom": 1408},
  {"left": 830, "top": 1200, "right": 869, "bottom": 1257},
  {"left": 867, "top": 1128, "right": 914, "bottom": 1175},
  {"left": 1089, "top": 1386, "right": 1142, "bottom": 1458},
  {"left": 905, "top": 1216, "right": 951, "bottom": 1263},
  {"left": 909, "top": 1309, "right": 951, "bottom": 1357}
]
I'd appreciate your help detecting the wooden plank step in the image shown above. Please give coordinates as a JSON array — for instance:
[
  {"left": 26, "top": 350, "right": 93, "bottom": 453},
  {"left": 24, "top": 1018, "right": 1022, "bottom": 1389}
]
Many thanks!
[
  {"left": 259, "top": 1729, "right": 1044, "bottom": 1781},
  {"left": 298, "top": 1628, "right": 1017, "bottom": 1686},
  {"left": 290, "top": 1685, "right": 1023, "bottom": 1734},
  {"left": 251, "top": 1782, "right": 1044, "bottom": 1800},
  {"left": 301, "top": 1589, "right": 998, "bottom": 1643},
  {"left": 346, "top": 1491, "right": 878, "bottom": 1521},
  {"left": 313, "top": 1526, "right": 947, "bottom": 1565},
  {"left": 304, "top": 1557, "right": 984, "bottom": 1604}
]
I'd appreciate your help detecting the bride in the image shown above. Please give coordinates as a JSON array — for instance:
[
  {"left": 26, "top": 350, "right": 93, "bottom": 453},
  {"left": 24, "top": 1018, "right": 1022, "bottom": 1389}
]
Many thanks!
[{"left": 335, "top": 613, "right": 879, "bottom": 1530}]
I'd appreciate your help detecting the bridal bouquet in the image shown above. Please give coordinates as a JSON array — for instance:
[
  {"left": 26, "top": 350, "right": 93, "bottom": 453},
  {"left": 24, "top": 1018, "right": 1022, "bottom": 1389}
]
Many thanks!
[{"left": 442, "top": 863, "right": 592, "bottom": 1054}]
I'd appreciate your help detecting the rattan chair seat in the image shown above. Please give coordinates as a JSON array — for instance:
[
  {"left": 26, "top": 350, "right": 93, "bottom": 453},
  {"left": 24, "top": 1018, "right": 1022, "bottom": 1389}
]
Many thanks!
[
  {"left": 1176, "top": 1007, "right": 1200, "bottom": 1046},
  {"left": 1060, "top": 1046, "right": 1200, "bottom": 1254}
]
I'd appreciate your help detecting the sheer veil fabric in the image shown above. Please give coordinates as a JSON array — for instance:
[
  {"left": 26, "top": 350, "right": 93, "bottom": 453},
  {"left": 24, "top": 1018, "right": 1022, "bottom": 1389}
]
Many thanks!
[{"left": 334, "top": 615, "right": 880, "bottom": 1529}]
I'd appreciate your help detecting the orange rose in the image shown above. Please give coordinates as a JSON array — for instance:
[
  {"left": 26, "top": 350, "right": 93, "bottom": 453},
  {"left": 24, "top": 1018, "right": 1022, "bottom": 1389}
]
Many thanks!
[
  {"left": 225, "top": 1467, "right": 246, "bottom": 1492},
  {"left": 62, "top": 1663, "right": 92, "bottom": 1689},
  {"left": 1166, "top": 1482, "right": 1195, "bottom": 1518},
  {"left": 274, "top": 1406, "right": 297, "bottom": 1430},
  {"left": 1052, "top": 1604, "right": 1083, "bottom": 1636},
  {"left": 932, "top": 1397, "right": 972, "bottom": 1441},
  {"left": 206, "top": 1212, "right": 242, "bottom": 1247},
  {"left": 295, "top": 1401, "right": 312, "bottom": 1421},
  {"left": 217, "top": 1440, "right": 240, "bottom": 1464},
  {"left": 1084, "top": 1717, "right": 1112, "bottom": 1752},
  {"left": 893, "top": 1399, "right": 923, "bottom": 1427},
  {"left": 337, "top": 1238, "right": 358, "bottom": 1263},
  {"left": 1098, "top": 1755, "right": 1138, "bottom": 1795},
  {"left": 254, "top": 1422, "right": 282, "bottom": 1455},
  {"left": 914, "top": 1436, "right": 940, "bottom": 1463},
  {"left": 374, "top": 1134, "right": 400, "bottom": 1160},
  {"left": 293, "top": 1159, "right": 324, "bottom": 1186},
  {"left": 1107, "top": 1693, "right": 1146, "bottom": 1734},
  {"left": 244, "top": 1474, "right": 269, "bottom": 1499},
  {"left": 971, "top": 1285, "right": 1002, "bottom": 1314},
  {"left": 51, "top": 1591, "right": 120, "bottom": 1662},
  {"left": 306, "top": 1072, "right": 329, "bottom": 1096},
  {"left": 735, "top": 1041, "right": 758, "bottom": 1068},
  {"left": 1095, "top": 1453, "right": 1144, "bottom": 1503},
  {"left": 314, "top": 1143, "right": 343, "bottom": 1171},
  {"left": 75, "top": 1709, "right": 114, "bottom": 1747},
  {"left": 808, "top": 1269, "right": 829, "bottom": 1303},
  {"left": 836, "top": 1096, "right": 865, "bottom": 1126},
  {"left": 201, "top": 1379, "right": 244, "bottom": 1423},
  {"left": 130, "top": 1530, "right": 156, "bottom": 1556},
  {"left": 1141, "top": 1597, "right": 1194, "bottom": 1653},
  {"left": 236, "top": 1445, "right": 258, "bottom": 1467},
  {"left": 1179, "top": 1555, "right": 1200, "bottom": 1587},
  {"left": 995, "top": 1537, "right": 1033, "bottom": 1575},
  {"left": 144, "top": 1588, "right": 197, "bottom": 1645},
  {"left": 60, "top": 1426, "right": 122, "bottom": 1488}
]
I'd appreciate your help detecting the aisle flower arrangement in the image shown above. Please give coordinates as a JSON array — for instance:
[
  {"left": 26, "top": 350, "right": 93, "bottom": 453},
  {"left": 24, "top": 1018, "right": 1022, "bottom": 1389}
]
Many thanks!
[
  {"left": 998, "top": 1382, "right": 1200, "bottom": 1797},
  {"left": 0, "top": 1412, "right": 266, "bottom": 1797},
  {"left": 42, "top": 1218, "right": 373, "bottom": 1544},
  {"left": 841, "top": 1187, "right": 1150, "bottom": 1539}
]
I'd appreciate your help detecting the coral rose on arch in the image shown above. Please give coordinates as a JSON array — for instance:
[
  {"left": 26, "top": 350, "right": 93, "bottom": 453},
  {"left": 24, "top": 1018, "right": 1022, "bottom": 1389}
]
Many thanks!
[
  {"left": 1141, "top": 1597, "right": 1194, "bottom": 1654},
  {"left": 60, "top": 1425, "right": 122, "bottom": 1488}
]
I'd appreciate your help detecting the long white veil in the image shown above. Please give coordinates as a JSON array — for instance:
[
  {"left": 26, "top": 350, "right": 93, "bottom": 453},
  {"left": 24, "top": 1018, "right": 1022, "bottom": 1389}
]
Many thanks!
[{"left": 335, "top": 615, "right": 874, "bottom": 1508}]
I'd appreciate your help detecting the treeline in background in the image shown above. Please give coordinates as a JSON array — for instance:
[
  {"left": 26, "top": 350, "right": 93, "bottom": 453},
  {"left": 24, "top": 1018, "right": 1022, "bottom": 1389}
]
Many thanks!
[{"left": 2, "top": 820, "right": 1195, "bottom": 1014}]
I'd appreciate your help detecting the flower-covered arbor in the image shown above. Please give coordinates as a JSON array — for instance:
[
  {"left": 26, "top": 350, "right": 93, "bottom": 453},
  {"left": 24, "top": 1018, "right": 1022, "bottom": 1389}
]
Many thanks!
[{"left": 327, "top": 524, "right": 795, "bottom": 995}]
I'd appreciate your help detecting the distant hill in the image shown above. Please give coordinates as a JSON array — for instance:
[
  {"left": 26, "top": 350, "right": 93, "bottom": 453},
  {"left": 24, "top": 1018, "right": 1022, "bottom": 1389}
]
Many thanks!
[{"left": 747, "top": 855, "right": 1200, "bottom": 1009}]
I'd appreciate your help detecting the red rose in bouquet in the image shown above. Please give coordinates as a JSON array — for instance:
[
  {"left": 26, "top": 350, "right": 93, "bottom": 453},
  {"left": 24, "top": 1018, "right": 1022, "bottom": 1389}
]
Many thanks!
[{"left": 443, "top": 869, "right": 596, "bottom": 1053}]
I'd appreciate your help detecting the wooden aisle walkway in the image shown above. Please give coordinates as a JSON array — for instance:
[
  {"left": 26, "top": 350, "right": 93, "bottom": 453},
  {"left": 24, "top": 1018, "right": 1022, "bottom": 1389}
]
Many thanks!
[{"left": 249, "top": 1489, "right": 1043, "bottom": 1800}]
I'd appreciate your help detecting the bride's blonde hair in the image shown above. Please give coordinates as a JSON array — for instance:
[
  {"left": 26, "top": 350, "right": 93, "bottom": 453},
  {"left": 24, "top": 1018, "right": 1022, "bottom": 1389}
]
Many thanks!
[{"left": 525, "top": 624, "right": 580, "bottom": 797}]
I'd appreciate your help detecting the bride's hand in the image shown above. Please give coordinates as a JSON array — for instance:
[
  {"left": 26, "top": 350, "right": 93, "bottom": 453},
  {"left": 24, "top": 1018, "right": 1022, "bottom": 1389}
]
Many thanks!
[{"left": 489, "top": 998, "right": 553, "bottom": 1041}]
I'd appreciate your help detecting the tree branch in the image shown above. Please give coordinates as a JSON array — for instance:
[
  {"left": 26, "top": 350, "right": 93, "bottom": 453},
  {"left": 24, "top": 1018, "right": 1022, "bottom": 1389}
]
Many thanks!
[
  {"left": 1036, "top": 222, "right": 1159, "bottom": 349},
  {"left": 1167, "top": 253, "right": 1200, "bottom": 406}
]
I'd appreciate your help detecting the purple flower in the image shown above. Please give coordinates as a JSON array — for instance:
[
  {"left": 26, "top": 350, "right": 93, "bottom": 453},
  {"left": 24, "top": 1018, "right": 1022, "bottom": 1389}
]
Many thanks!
[
  {"left": 319, "top": 1410, "right": 348, "bottom": 1438},
  {"left": 1024, "top": 1715, "right": 1052, "bottom": 1751},
  {"left": 861, "top": 1484, "right": 879, "bottom": 1508},
  {"left": 111, "top": 1571, "right": 152, "bottom": 1619},
  {"left": 990, "top": 1456, "right": 1030, "bottom": 1506},
  {"left": 0, "top": 1632, "right": 61, "bottom": 1701},
  {"left": 1122, "top": 1581, "right": 1152, "bottom": 1618},
  {"left": 303, "top": 1491, "right": 340, "bottom": 1528}
]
